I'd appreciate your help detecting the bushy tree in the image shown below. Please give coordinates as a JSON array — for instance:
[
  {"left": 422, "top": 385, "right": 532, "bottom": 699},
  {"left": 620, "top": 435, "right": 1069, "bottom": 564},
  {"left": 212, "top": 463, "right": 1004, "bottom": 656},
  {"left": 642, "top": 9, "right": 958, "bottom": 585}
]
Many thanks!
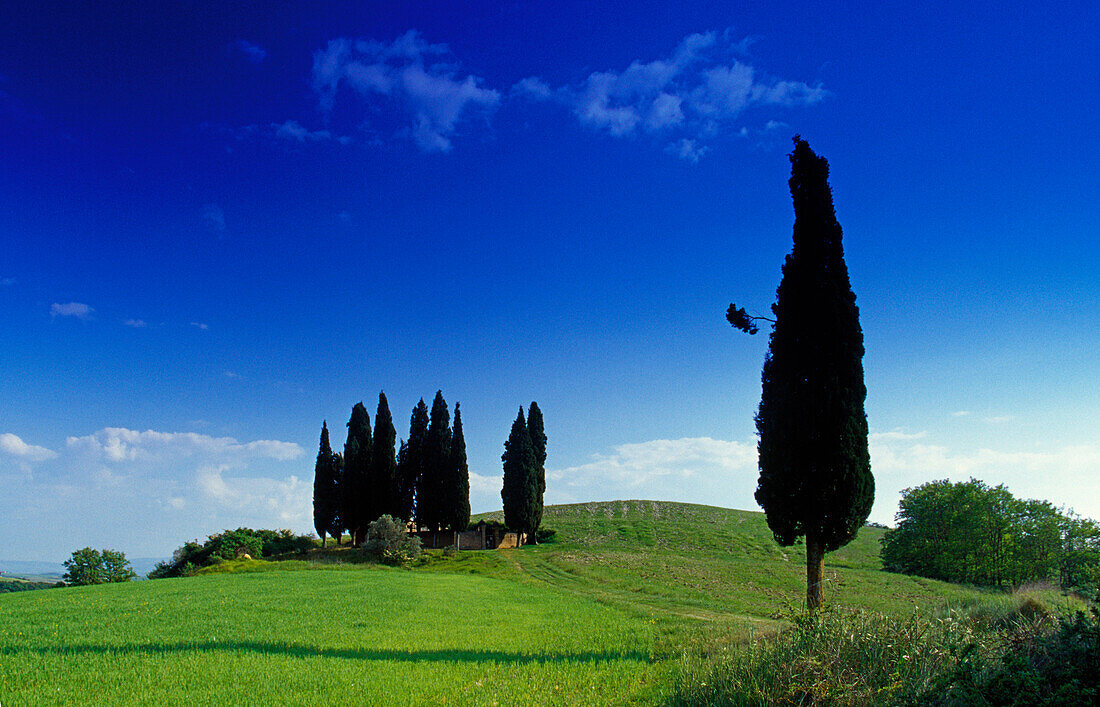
[
  {"left": 418, "top": 391, "right": 452, "bottom": 532},
  {"left": 312, "top": 421, "right": 340, "bottom": 547},
  {"left": 63, "top": 547, "right": 134, "bottom": 585},
  {"left": 342, "top": 402, "right": 373, "bottom": 545},
  {"left": 399, "top": 399, "right": 429, "bottom": 526},
  {"left": 502, "top": 407, "right": 538, "bottom": 537},
  {"left": 363, "top": 515, "right": 422, "bottom": 565},
  {"left": 730, "top": 137, "right": 873, "bottom": 611},
  {"left": 527, "top": 401, "right": 547, "bottom": 538},
  {"left": 883, "top": 478, "right": 1093, "bottom": 589},
  {"left": 447, "top": 403, "right": 471, "bottom": 532}
]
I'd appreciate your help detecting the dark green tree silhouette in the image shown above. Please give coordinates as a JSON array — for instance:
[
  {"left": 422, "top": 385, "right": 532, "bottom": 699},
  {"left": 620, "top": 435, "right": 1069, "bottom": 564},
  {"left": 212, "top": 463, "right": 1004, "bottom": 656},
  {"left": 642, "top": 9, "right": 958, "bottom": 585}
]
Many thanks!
[
  {"left": 447, "top": 402, "right": 471, "bottom": 532},
  {"left": 400, "top": 399, "right": 429, "bottom": 528},
  {"left": 372, "top": 391, "right": 399, "bottom": 521},
  {"left": 729, "top": 137, "right": 873, "bottom": 612},
  {"left": 419, "top": 391, "right": 452, "bottom": 532},
  {"left": 501, "top": 407, "right": 538, "bottom": 538},
  {"left": 342, "top": 402, "right": 372, "bottom": 546},
  {"left": 527, "top": 401, "right": 547, "bottom": 539},
  {"left": 331, "top": 451, "right": 345, "bottom": 543},
  {"left": 395, "top": 439, "right": 411, "bottom": 520},
  {"left": 312, "top": 421, "right": 340, "bottom": 547}
]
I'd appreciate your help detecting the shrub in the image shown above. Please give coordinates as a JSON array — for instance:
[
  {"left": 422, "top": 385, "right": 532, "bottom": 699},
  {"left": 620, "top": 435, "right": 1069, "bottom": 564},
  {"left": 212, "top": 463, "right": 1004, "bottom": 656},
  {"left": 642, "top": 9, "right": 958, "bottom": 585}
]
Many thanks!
[
  {"left": 364, "top": 515, "right": 421, "bottom": 565},
  {"left": 534, "top": 527, "right": 557, "bottom": 543},
  {"left": 149, "top": 528, "right": 317, "bottom": 579}
]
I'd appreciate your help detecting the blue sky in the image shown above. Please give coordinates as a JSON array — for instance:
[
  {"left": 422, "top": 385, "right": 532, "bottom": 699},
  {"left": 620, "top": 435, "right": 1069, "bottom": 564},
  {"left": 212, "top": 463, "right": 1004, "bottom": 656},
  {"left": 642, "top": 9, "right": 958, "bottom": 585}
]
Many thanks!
[{"left": 1, "top": 1, "right": 1097, "bottom": 562}]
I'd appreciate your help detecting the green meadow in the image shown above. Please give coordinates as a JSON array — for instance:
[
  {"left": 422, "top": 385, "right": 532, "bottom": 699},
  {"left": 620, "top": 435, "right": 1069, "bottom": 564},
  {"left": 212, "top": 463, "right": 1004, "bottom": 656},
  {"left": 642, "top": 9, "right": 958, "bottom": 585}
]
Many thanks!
[{"left": 0, "top": 501, "right": 1078, "bottom": 704}]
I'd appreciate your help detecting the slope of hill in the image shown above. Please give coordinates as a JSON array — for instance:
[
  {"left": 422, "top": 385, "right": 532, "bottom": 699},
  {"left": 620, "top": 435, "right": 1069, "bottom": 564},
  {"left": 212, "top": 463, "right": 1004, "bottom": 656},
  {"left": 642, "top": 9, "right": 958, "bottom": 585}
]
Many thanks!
[{"left": 0, "top": 500, "right": 1032, "bottom": 704}]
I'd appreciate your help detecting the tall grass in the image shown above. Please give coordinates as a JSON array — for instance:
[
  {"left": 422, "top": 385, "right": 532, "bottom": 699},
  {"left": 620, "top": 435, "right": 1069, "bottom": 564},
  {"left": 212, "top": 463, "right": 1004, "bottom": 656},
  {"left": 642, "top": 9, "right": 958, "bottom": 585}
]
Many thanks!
[{"left": 671, "top": 589, "right": 1082, "bottom": 706}]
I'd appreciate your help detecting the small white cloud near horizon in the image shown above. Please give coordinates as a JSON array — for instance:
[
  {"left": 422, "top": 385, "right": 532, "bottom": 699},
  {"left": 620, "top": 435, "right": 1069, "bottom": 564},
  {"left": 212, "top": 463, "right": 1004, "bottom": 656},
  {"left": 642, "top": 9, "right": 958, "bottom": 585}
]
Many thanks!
[
  {"left": 513, "top": 29, "right": 826, "bottom": 161},
  {"left": 50, "top": 302, "right": 93, "bottom": 319},
  {"left": 0, "top": 432, "right": 57, "bottom": 462},
  {"left": 311, "top": 30, "right": 501, "bottom": 153}
]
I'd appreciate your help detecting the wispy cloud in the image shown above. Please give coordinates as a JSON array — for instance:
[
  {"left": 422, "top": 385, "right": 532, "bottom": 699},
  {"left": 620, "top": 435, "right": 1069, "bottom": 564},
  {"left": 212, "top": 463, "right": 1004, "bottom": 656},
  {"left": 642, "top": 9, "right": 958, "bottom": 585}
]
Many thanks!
[
  {"left": 271, "top": 120, "right": 350, "bottom": 145},
  {"left": 870, "top": 434, "right": 1100, "bottom": 524},
  {"left": 514, "top": 30, "right": 826, "bottom": 161},
  {"left": 546, "top": 437, "right": 758, "bottom": 509},
  {"left": 202, "top": 204, "right": 226, "bottom": 232},
  {"left": 123, "top": 319, "right": 147, "bottom": 328},
  {"left": 231, "top": 39, "right": 267, "bottom": 64},
  {"left": 190, "top": 321, "right": 209, "bottom": 331},
  {"left": 311, "top": 31, "right": 501, "bottom": 152},
  {"left": 50, "top": 302, "right": 93, "bottom": 319}
]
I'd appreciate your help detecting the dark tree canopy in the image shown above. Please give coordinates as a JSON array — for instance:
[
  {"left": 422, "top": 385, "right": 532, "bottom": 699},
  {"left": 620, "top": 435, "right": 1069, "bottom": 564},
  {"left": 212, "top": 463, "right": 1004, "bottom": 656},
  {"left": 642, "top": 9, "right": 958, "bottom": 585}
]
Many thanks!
[
  {"left": 527, "top": 401, "right": 547, "bottom": 535},
  {"left": 312, "top": 421, "right": 341, "bottom": 546},
  {"left": 342, "top": 402, "right": 372, "bottom": 545},
  {"left": 502, "top": 407, "right": 538, "bottom": 536},
  {"left": 447, "top": 403, "right": 471, "bottom": 532},
  {"left": 395, "top": 439, "right": 411, "bottom": 519},
  {"left": 372, "top": 391, "right": 399, "bottom": 521},
  {"left": 747, "top": 137, "right": 873, "bottom": 609},
  {"left": 399, "top": 399, "right": 429, "bottom": 526}
]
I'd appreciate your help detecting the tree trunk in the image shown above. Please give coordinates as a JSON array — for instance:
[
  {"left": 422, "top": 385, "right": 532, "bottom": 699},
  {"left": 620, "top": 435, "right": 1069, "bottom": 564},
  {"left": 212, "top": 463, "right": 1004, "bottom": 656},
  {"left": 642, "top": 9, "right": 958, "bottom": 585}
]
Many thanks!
[{"left": 806, "top": 537, "right": 825, "bottom": 613}]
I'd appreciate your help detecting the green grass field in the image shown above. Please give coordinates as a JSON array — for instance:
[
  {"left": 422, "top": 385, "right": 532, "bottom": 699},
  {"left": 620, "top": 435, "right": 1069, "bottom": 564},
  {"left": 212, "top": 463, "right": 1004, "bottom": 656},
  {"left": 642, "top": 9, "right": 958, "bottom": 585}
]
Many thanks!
[{"left": 0, "top": 501, "right": 1069, "bottom": 704}]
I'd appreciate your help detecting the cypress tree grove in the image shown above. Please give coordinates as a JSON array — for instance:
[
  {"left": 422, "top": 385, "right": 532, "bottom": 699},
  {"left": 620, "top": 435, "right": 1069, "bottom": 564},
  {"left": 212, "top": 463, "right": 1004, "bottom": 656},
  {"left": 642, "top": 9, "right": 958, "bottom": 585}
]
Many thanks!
[
  {"left": 501, "top": 407, "right": 538, "bottom": 538},
  {"left": 401, "top": 399, "right": 429, "bottom": 528},
  {"left": 448, "top": 403, "right": 471, "bottom": 532},
  {"left": 343, "top": 402, "right": 372, "bottom": 546},
  {"left": 312, "top": 421, "right": 339, "bottom": 547},
  {"left": 527, "top": 401, "right": 547, "bottom": 539},
  {"left": 732, "top": 137, "right": 873, "bottom": 612},
  {"left": 419, "top": 390, "right": 452, "bottom": 532},
  {"left": 372, "top": 391, "right": 399, "bottom": 521}
]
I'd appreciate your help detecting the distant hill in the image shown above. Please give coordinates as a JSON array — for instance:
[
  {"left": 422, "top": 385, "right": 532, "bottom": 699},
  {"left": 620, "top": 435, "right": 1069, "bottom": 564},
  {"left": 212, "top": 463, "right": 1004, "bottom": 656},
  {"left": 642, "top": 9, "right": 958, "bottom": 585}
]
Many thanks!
[{"left": 1, "top": 556, "right": 169, "bottom": 580}]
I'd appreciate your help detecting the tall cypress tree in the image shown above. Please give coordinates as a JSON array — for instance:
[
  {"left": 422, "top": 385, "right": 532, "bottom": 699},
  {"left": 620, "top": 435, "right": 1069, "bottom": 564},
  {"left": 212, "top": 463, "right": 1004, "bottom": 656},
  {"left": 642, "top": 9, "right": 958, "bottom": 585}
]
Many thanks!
[
  {"left": 343, "top": 402, "right": 372, "bottom": 546},
  {"left": 395, "top": 439, "right": 411, "bottom": 519},
  {"left": 501, "top": 407, "right": 538, "bottom": 538},
  {"left": 400, "top": 399, "right": 429, "bottom": 528},
  {"left": 312, "top": 421, "right": 339, "bottom": 547},
  {"left": 419, "top": 390, "right": 451, "bottom": 532},
  {"left": 448, "top": 403, "right": 471, "bottom": 532},
  {"left": 733, "top": 137, "right": 873, "bottom": 612},
  {"left": 372, "top": 391, "right": 399, "bottom": 521},
  {"left": 527, "top": 401, "right": 547, "bottom": 538}
]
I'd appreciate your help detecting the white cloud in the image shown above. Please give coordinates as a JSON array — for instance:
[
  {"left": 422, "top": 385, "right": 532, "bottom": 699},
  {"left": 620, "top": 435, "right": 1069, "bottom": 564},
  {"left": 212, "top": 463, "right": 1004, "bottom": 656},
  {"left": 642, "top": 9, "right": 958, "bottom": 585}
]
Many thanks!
[
  {"left": 666, "top": 138, "right": 709, "bottom": 163},
  {"left": 232, "top": 39, "right": 267, "bottom": 64},
  {"left": 271, "top": 120, "right": 350, "bottom": 145},
  {"left": 952, "top": 410, "right": 971, "bottom": 417},
  {"left": 870, "top": 434, "right": 1100, "bottom": 525},
  {"left": 547, "top": 437, "right": 758, "bottom": 509},
  {"left": 515, "top": 30, "right": 826, "bottom": 160},
  {"left": 0, "top": 426, "right": 309, "bottom": 560},
  {"left": 311, "top": 30, "right": 500, "bottom": 153},
  {"left": 869, "top": 429, "right": 928, "bottom": 442},
  {"left": 124, "top": 319, "right": 147, "bottom": 328},
  {"left": 50, "top": 302, "right": 93, "bottom": 319},
  {"left": 0, "top": 433, "right": 57, "bottom": 462},
  {"left": 190, "top": 321, "right": 209, "bottom": 331}
]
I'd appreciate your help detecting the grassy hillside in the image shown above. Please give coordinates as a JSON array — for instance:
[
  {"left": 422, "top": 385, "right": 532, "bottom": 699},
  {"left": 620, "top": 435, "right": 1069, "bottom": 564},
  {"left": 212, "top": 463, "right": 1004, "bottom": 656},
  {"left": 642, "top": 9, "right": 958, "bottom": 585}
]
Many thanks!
[{"left": 0, "top": 501, "right": 1064, "bottom": 705}]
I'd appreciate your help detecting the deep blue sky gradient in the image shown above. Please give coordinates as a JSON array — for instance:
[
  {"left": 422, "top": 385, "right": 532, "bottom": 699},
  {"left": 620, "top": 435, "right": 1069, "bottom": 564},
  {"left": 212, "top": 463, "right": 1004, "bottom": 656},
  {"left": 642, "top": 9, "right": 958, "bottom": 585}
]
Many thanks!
[{"left": 1, "top": 1, "right": 1096, "bottom": 561}]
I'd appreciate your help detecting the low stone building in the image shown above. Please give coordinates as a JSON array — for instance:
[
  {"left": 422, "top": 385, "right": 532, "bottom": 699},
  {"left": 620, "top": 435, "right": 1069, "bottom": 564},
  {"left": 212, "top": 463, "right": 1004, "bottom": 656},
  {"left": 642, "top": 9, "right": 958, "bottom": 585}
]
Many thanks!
[{"left": 414, "top": 521, "right": 525, "bottom": 550}]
